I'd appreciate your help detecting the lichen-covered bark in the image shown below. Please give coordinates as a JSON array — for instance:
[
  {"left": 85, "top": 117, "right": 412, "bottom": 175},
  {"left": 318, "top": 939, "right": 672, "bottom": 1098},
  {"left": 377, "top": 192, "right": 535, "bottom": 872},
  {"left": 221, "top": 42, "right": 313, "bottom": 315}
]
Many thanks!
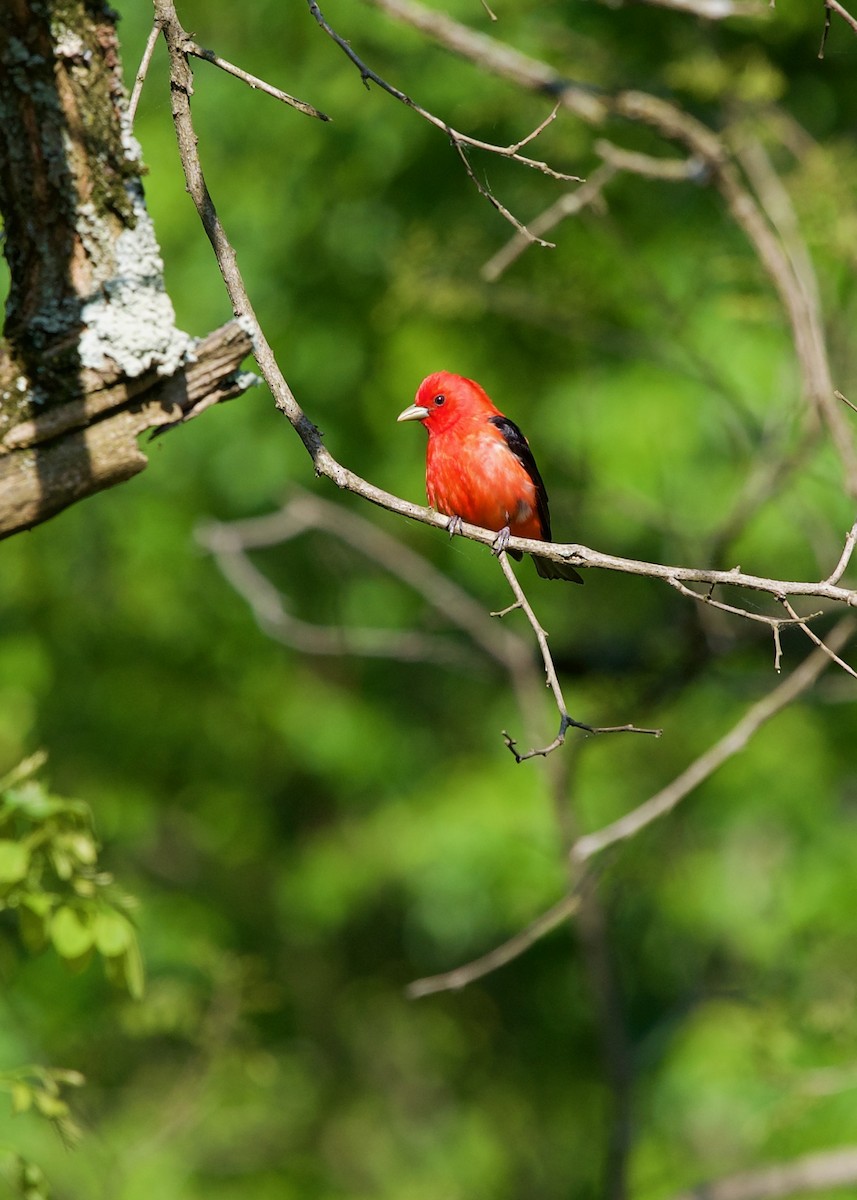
[{"left": 0, "top": 0, "right": 255, "bottom": 538}]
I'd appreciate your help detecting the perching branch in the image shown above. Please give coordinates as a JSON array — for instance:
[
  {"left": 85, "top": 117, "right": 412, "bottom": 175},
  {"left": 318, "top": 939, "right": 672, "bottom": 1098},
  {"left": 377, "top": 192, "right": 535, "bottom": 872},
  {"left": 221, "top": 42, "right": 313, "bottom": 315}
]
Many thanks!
[
  {"left": 154, "top": 0, "right": 857, "bottom": 661},
  {"left": 364, "top": 0, "right": 857, "bottom": 498}
]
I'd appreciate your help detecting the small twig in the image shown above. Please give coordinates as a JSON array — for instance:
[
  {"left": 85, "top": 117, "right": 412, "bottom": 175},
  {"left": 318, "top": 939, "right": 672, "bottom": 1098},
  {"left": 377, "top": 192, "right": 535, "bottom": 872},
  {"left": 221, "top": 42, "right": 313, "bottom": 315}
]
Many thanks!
[
  {"left": 780, "top": 597, "right": 857, "bottom": 681},
  {"left": 127, "top": 21, "right": 162, "bottom": 125},
  {"left": 571, "top": 616, "right": 856, "bottom": 864},
  {"left": 209, "top": 541, "right": 483, "bottom": 668},
  {"left": 496, "top": 552, "right": 661, "bottom": 759},
  {"left": 819, "top": 1, "right": 832, "bottom": 57},
  {"left": 825, "top": 519, "right": 857, "bottom": 585},
  {"left": 668, "top": 575, "right": 823, "bottom": 671},
  {"left": 836, "top": 389, "right": 857, "bottom": 415},
  {"left": 595, "top": 139, "right": 706, "bottom": 182},
  {"left": 452, "top": 141, "right": 554, "bottom": 249},
  {"left": 406, "top": 891, "right": 581, "bottom": 998},
  {"left": 483, "top": 163, "right": 616, "bottom": 280},
  {"left": 186, "top": 40, "right": 329, "bottom": 120},
  {"left": 305, "top": 0, "right": 579, "bottom": 242},
  {"left": 820, "top": 0, "right": 857, "bottom": 59}
]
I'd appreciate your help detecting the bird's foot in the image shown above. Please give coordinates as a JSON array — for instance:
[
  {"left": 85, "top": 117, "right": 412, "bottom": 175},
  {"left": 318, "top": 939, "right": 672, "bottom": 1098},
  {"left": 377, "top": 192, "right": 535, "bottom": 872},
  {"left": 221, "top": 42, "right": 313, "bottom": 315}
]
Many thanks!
[
  {"left": 447, "top": 514, "right": 465, "bottom": 540},
  {"left": 492, "top": 525, "right": 512, "bottom": 557}
]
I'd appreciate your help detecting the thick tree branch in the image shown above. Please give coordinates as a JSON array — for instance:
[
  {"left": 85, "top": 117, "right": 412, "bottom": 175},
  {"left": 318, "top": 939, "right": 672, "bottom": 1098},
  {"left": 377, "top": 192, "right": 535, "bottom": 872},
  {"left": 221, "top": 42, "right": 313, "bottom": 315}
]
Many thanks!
[{"left": 0, "top": 1, "right": 256, "bottom": 539}]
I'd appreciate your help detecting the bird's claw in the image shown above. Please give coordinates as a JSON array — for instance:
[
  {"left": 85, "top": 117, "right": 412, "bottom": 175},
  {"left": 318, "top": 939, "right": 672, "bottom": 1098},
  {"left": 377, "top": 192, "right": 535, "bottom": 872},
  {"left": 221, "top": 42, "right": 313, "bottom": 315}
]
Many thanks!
[
  {"left": 492, "top": 525, "right": 512, "bottom": 557},
  {"left": 447, "top": 514, "right": 465, "bottom": 540}
]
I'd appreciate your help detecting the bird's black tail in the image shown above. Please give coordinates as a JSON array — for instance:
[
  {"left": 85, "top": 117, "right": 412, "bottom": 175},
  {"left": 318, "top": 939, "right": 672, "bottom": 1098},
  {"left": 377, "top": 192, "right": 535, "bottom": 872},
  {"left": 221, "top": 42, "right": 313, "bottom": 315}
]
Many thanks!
[{"left": 534, "top": 554, "right": 584, "bottom": 584}]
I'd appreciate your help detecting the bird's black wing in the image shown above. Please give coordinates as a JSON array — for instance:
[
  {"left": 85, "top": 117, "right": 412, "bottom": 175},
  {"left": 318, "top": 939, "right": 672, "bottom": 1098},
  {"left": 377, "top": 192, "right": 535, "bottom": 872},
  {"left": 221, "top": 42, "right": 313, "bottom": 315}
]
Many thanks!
[{"left": 488, "top": 414, "right": 552, "bottom": 540}]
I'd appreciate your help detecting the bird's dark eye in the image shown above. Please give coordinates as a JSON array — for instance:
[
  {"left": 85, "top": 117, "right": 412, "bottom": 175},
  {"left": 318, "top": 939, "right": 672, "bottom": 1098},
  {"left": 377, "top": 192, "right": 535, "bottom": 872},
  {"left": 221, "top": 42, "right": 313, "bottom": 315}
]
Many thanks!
[{"left": 433, "top": 394, "right": 445, "bottom": 406}]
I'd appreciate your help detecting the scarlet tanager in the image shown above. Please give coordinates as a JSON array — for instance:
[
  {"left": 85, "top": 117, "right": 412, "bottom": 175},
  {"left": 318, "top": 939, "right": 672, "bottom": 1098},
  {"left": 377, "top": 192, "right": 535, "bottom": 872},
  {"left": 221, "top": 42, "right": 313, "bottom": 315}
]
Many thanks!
[{"left": 397, "top": 371, "right": 583, "bottom": 583}]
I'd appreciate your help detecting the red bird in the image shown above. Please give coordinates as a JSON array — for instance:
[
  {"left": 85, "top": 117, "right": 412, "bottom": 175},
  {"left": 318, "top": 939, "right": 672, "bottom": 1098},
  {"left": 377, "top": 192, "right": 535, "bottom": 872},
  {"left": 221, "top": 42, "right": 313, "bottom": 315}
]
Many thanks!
[{"left": 397, "top": 371, "right": 583, "bottom": 583}]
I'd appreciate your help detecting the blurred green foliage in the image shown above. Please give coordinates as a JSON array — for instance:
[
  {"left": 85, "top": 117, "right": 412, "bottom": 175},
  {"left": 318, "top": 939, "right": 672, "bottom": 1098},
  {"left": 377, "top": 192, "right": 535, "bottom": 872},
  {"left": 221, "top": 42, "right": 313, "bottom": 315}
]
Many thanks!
[{"left": 1, "top": 0, "right": 857, "bottom": 1196}]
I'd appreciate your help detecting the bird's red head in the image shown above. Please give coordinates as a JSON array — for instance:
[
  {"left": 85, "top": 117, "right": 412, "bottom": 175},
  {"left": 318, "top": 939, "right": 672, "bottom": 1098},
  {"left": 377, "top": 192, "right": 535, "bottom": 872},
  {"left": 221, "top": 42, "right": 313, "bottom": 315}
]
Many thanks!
[{"left": 397, "top": 371, "right": 498, "bottom": 435}]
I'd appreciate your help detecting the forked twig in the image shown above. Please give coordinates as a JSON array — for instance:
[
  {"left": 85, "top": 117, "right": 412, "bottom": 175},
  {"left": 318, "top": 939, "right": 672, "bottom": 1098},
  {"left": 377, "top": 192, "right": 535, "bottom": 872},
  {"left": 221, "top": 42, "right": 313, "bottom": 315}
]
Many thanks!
[{"left": 496, "top": 552, "right": 661, "bottom": 760}]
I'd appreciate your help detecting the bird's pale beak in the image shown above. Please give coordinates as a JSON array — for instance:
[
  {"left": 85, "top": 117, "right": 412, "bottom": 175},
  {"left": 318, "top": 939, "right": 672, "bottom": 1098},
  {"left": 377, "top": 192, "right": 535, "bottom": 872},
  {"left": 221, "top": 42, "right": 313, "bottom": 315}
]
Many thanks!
[{"left": 397, "top": 404, "right": 430, "bottom": 423}]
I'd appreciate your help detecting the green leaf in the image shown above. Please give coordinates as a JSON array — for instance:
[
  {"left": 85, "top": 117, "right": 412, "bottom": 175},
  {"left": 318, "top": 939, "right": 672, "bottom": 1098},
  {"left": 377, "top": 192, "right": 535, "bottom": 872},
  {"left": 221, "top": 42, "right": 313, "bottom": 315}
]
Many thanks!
[
  {"left": 10, "top": 1083, "right": 32, "bottom": 1114},
  {"left": 105, "top": 937, "right": 145, "bottom": 1000},
  {"left": 0, "top": 840, "right": 29, "bottom": 884},
  {"left": 33, "top": 1091, "right": 68, "bottom": 1120},
  {"left": 49, "top": 907, "right": 94, "bottom": 959},
  {"left": 94, "top": 908, "right": 133, "bottom": 957}
]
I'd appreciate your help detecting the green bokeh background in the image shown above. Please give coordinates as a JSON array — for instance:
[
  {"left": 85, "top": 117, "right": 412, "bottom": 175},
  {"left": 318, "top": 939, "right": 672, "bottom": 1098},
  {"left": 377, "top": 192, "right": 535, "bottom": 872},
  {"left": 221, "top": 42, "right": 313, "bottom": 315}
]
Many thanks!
[{"left": 2, "top": 1, "right": 857, "bottom": 1196}]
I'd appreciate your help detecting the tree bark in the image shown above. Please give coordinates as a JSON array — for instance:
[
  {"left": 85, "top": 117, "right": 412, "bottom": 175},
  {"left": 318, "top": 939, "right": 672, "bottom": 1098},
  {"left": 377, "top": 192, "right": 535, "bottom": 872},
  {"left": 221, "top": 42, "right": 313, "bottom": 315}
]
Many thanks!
[{"left": 0, "top": 0, "right": 254, "bottom": 539}]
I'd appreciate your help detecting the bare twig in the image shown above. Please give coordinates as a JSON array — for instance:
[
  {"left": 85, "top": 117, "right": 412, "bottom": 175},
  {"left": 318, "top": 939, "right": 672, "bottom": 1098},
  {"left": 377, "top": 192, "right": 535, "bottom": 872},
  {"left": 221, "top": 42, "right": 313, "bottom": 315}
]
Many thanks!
[
  {"left": 779, "top": 597, "right": 857, "bottom": 681},
  {"left": 669, "top": 1144, "right": 857, "bottom": 1200},
  {"left": 306, "top": 0, "right": 580, "bottom": 241},
  {"left": 406, "top": 890, "right": 582, "bottom": 997},
  {"left": 825, "top": 520, "right": 857, "bottom": 585},
  {"left": 128, "top": 21, "right": 162, "bottom": 125},
  {"left": 667, "top": 576, "right": 823, "bottom": 671},
  {"left": 186, "top": 40, "right": 329, "bottom": 120},
  {"left": 820, "top": 0, "right": 857, "bottom": 60},
  {"left": 483, "top": 163, "right": 616, "bottom": 279},
  {"left": 496, "top": 552, "right": 661, "bottom": 759},
  {"left": 571, "top": 616, "right": 856, "bottom": 864}
]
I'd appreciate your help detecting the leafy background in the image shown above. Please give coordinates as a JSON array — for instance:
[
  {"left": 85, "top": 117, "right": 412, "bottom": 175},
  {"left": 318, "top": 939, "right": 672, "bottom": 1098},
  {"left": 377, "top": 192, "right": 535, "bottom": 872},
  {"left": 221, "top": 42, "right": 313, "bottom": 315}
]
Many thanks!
[{"left": 1, "top": 0, "right": 857, "bottom": 1196}]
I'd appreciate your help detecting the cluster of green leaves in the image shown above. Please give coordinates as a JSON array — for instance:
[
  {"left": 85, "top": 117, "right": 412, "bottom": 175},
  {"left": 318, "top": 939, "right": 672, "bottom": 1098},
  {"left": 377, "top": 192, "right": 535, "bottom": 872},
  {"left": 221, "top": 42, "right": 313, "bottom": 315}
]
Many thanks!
[
  {"left": 0, "top": 754, "right": 143, "bottom": 1197},
  {"left": 1, "top": 0, "right": 856, "bottom": 1197},
  {"left": 0, "top": 752, "right": 143, "bottom": 998}
]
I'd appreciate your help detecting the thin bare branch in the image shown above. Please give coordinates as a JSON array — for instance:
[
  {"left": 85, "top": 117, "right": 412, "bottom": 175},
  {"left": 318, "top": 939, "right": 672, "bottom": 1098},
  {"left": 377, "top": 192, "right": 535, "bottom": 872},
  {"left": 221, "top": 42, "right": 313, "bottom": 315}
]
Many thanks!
[
  {"left": 825, "top": 520, "right": 857, "bottom": 585},
  {"left": 208, "top": 539, "right": 484, "bottom": 668},
  {"left": 128, "top": 21, "right": 161, "bottom": 125},
  {"left": 199, "top": 490, "right": 531, "bottom": 673},
  {"left": 633, "top": 0, "right": 767, "bottom": 13},
  {"left": 571, "top": 616, "right": 856, "bottom": 864},
  {"left": 483, "top": 164, "right": 616, "bottom": 280},
  {"left": 667, "top": 575, "right": 823, "bottom": 671},
  {"left": 496, "top": 552, "right": 661, "bottom": 759},
  {"left": 779, "top": 597, "right": 857, "bottom": 681},
  {"left": 669, "top": 1144, "right": 857, "bottom": 1200},
  {"left": 406, "top": 891, "right": 581, "bottom": 998},
  {"left": 820, "top": 0, "right": 857, "bottom": 59},
  {"left": 452, "top": 140, "right": 554, "bottom": 249},
  {"left": 186, "top": 40, "right": 329, "bottom": 120},
  {"left": 305, "top": 0, "right": 579, "bottom": 241}
]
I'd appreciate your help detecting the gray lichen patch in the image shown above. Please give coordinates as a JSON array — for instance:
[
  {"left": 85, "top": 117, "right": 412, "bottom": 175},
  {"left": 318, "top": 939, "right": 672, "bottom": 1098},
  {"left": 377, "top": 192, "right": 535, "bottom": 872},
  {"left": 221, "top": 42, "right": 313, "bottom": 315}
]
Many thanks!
[{"left": 78, "top": 186, "right": 193, "bottom": 379}]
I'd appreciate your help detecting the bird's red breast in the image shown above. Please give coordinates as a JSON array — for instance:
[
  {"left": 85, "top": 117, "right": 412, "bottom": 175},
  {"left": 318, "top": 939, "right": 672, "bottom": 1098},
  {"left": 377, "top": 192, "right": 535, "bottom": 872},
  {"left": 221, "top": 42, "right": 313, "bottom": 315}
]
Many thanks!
[
  {"left": 398, "top": 371, "right": 548, "bottom": 540},
  {"left": 397, "top": 371, "right": 583, "bottom": 583}
]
